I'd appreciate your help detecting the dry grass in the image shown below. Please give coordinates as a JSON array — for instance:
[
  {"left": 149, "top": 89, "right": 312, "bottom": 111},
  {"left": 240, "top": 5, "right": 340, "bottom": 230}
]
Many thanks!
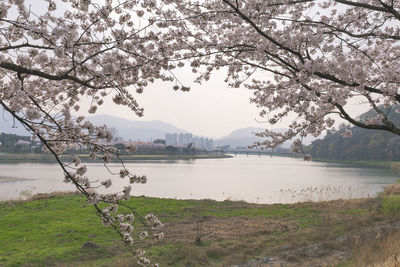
[
  {"left": 279, "top": 184, "right": 373, "bottom": 202},
  {"left": 164, "top": 216, "right": 298, "bottom": 244},
  {"left": 30, "top": 191, "right": 82, "bottom": 200},
  {"left": 382, "top": 183, "right": 400, "bottom": 196},
  {"left": 351, "top": 178, "right": 400, "bottom": 267},
  {"left": 142, "top": 198, "right": 388, "bottom": 266},
  {"left": 354, "top": 228, "right": 400, "bottom": 267},
  {"left": 391, "top": 162, "right": 400, "bottom": 172}
]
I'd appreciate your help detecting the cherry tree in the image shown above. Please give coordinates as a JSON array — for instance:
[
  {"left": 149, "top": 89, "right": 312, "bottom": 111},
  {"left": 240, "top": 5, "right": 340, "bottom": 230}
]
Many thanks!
[
  {"left": 3, "top": 0, "right": 400, "bottom": 263},
  {"left": 0, "top": 0, "right": 178, "bottom": 265},
  {"left": 158, "top": 0, "right": 400, "bottom": 154}
]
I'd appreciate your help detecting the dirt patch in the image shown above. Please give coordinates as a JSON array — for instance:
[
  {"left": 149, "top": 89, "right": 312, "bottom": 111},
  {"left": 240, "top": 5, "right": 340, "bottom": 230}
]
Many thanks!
[
  {"left": 81, "top": 241, "right": 101, "bottom": 249},
  {"left": 165, "top": 217, "right": 298, "bottom": 244}
]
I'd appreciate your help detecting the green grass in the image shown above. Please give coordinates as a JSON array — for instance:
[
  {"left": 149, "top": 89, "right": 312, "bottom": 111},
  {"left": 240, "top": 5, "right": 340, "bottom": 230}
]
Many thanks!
[
  {"left": 0, "top": 195, "right": 318, "bottom": 266},
  {"left": 0, "top": 195, "right": 118, "bottom": 266},
  {"left": 382, "top": 194, "right": 400, "bottom": 219},
  {"left": 0, "top": 194, "right": 389, "bottom": 266}
]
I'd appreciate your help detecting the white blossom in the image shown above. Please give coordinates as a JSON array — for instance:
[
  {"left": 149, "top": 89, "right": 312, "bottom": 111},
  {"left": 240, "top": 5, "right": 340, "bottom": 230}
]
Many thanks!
[
  {"left": 123, "top": 185, "right": 132, "bottom": 200},
  {"left": 153, "top": 232, "right": 164, "bottom": 241},
  {"left": 76, "top": 165, "right": 87, "bottom": 175},
  {"left": 101, "top": 179, "right": 112, "bottom": 188},
  {"left": 87, "top": 193, "right": 101, "bottom": 205},
  {"left": 73, "top": 155, "right": 81, "bottom": 167},
  {"left": 125, "top": 213, "right": 134, "bottom": 223},
  {"left": 139, "top": 231, "right": 148, "bottom": 240}
]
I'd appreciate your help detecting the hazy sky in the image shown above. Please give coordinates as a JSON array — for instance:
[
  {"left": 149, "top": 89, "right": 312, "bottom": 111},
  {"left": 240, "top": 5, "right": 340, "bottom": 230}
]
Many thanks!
[
  {"left": 84, "top": 59, "right": 372, "bottom": 140},
  {"left": 89, "top": 69, "right": 268, "bottom": 139},
  {"left": 84, "top": 69, "right": 369, "bottom": 139}
]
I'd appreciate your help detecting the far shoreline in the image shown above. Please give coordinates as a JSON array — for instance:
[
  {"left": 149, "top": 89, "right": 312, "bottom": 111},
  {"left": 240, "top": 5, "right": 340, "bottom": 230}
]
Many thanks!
[
  {"left": 312, "top": 158, "right": 400, "bottom": 172},
  {"left": 0, "top": 152, "right": 233, "bottom": 163}
]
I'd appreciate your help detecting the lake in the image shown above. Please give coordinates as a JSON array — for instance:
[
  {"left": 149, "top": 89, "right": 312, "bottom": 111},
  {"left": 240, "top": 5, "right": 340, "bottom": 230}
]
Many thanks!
[{"left": 0, "top": 155, "right": 399, "bottom": 203}]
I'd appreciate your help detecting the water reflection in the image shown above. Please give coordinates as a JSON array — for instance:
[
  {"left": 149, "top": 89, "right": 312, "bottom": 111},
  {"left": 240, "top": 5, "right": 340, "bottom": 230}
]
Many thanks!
[{"left": 0, "top": 155, "right": 398, "bottom": 203}]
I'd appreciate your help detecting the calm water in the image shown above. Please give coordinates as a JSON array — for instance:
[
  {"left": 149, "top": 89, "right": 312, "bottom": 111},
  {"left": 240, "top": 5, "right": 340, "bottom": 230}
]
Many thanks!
[{"left": 0, "top": 155, "right": 399, "bottom": 203}]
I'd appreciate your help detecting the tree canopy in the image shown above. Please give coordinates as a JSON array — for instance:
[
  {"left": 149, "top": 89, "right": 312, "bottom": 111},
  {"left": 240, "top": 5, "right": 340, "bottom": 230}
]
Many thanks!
[{"left": 156, "top": 0, "right": 400, "bottom": 149}]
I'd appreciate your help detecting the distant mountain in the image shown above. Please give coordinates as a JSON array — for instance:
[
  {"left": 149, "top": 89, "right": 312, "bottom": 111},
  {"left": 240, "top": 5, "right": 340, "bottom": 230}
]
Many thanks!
[
  {"left": 0, "top": 111, "right": 318, "bottom": 146},
  {"left": 0, "top": 112, "right": 188, "bottom": 141},
  {"left": 220, "top": 127, "right": 266, "bottom": 139},
  {"left": 85, "top": 115, "right": 187, "bottom": 141},
  {"left": 215, "top": 127, "right": 316, "bottom": 148},
  {"left": 214, "top": 127, "right": 265, "bottom": 148}
]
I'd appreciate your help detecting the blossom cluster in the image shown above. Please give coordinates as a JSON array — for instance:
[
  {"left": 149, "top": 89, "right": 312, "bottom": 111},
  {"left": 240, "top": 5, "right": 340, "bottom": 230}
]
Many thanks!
[{"left": 155, "top": 0, "right": 400, "bottom": 148}]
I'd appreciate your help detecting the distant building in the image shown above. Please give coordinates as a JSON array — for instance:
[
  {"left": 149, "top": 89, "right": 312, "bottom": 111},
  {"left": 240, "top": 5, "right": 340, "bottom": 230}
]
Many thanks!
[
  {"left": 177, "top": 133, "right": 193, "bottom": 145},
  {"left": 166, "top": 132, "right": 213, "bottom": 150},
  {"left": 165, "top": 133, "right": 177, "bottom": 145}
]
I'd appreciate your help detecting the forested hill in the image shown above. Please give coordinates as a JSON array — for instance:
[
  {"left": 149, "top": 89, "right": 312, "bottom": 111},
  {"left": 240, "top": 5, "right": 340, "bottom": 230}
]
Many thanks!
[{"left": 307, "top": 106, "right": 400, "bottom": 161}]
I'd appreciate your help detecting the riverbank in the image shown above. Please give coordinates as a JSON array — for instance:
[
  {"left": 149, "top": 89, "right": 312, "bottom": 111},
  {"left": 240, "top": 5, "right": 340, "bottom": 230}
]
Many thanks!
[
  {"left": 2, "top": 191, "right": 400, "bottom": 266},
  {"left": 0, "top": 153, "right": 232, "bottom": 163},
  {"left": 312, "top": 158, "right": 400, "bottom": 171}
]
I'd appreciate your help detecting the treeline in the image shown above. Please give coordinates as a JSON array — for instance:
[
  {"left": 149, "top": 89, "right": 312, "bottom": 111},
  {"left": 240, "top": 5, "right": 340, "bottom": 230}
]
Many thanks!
[
  {"left": 0, "top": 133, "right": 42, "bottom": 153},
  {"left": 114, "top": 142, "right": 211, "bottom": 155},
  {"left": 0, "top": 132, "right": 212, "bottom": 156},
  {"left": 307, "top": 106, "right": 400, "bottom": 161}
]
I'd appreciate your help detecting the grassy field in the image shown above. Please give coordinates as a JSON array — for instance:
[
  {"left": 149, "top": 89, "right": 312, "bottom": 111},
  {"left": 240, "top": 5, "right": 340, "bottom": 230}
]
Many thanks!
[{"left": 2, "top": 191, "right": 400, "bottom": 266}]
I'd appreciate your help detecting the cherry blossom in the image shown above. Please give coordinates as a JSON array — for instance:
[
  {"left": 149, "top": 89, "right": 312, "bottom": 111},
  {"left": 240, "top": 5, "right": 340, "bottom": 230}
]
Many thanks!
[{"left": 156, "top": 0, "right": 400, "bottom": 151}]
